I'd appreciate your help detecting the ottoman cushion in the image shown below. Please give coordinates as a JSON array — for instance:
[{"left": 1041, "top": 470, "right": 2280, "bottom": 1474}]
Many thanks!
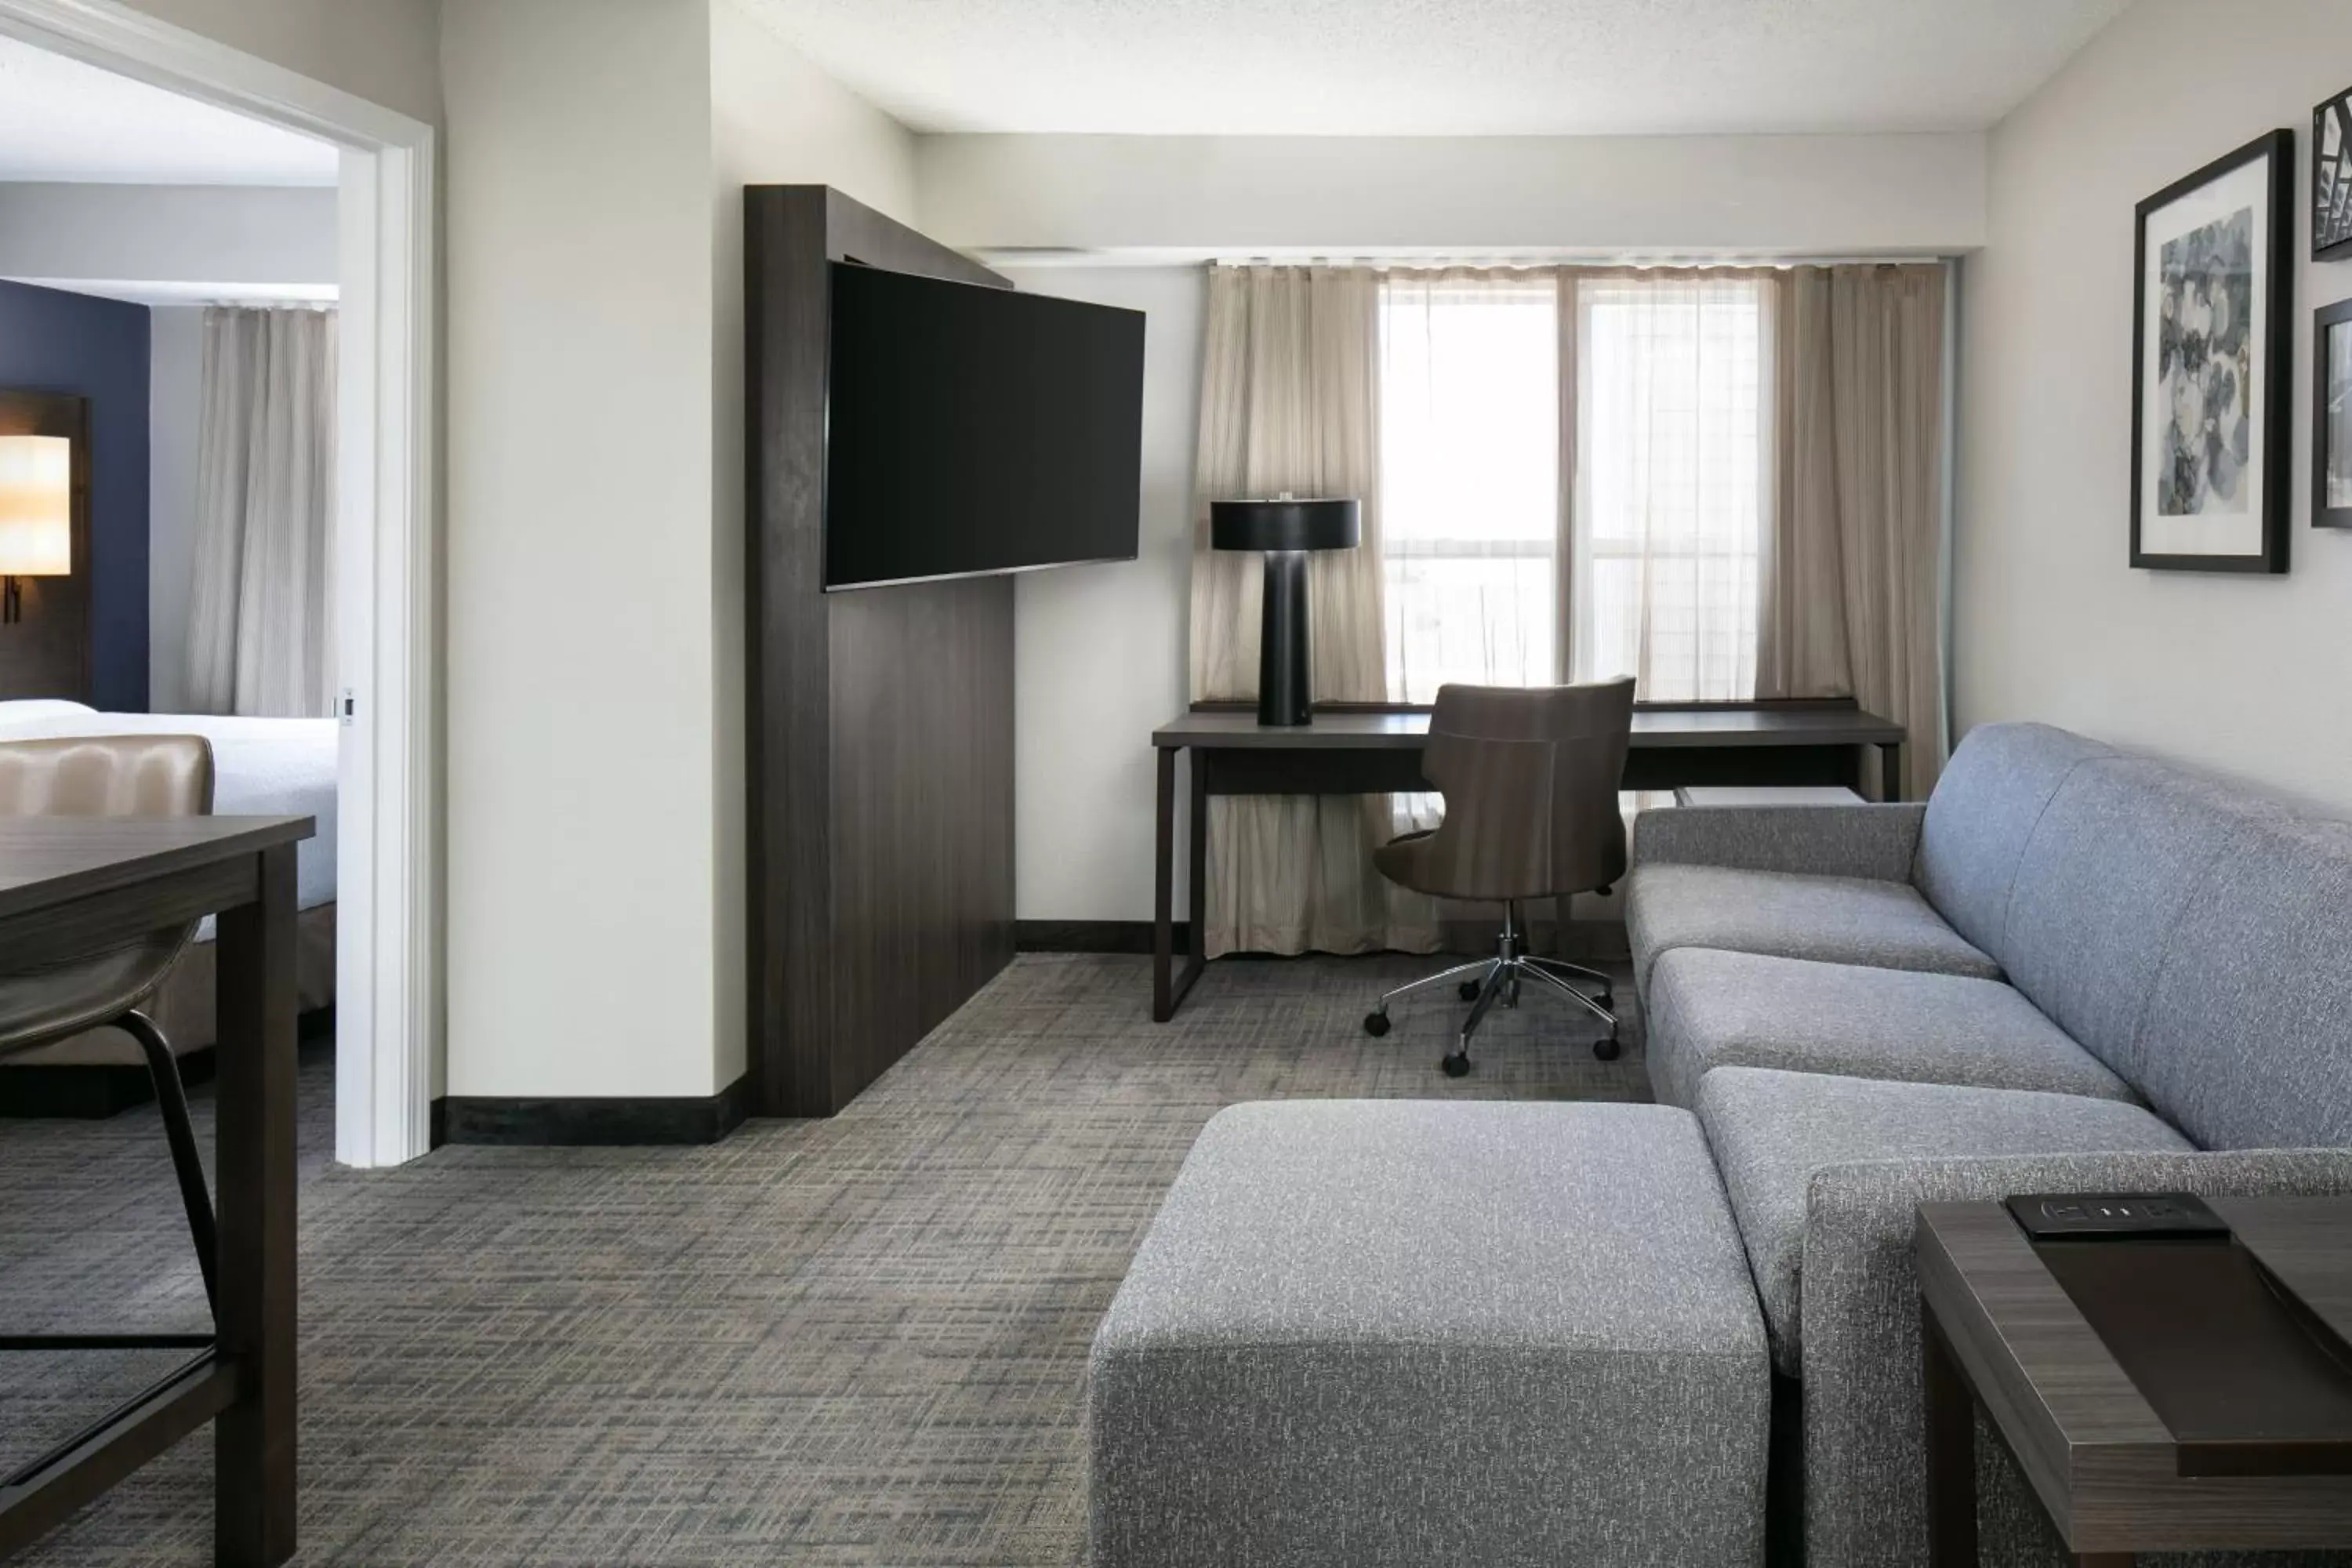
[{"left": 1089, "top": 1100, "right": 1769, "bottom": 1568}]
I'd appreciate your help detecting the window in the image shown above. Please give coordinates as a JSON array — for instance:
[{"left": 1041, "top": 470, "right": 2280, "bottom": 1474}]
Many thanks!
[
  {"left": 1572, "top": 274, "right": 1769, "bottom": 702},
  {"left": 1374, "top": 269, "right": 1770, "bottom": 707},
  {"left": 1377, "top": 274, "right": 1559, "bottom": 703}
]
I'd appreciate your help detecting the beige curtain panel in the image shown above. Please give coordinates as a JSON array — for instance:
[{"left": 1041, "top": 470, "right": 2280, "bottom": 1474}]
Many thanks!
[
  {"left": 184, "top": 306, "right": 339, "bottom": 717},
  {"left": 1189, "top": 264, "right": 1439, "bottom": 956},
  {"left": 1757, "top": 263, "right": 1950, "bottom": 798}
]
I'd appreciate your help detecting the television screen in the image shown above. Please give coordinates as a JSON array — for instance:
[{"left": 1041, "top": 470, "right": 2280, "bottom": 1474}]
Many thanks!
[{"left": 824, "top": 263, "right": 1145, "bottom": 589}]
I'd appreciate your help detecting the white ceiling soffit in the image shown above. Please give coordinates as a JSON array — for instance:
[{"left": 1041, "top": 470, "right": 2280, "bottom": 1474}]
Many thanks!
[
  {"left": 2, "top": 278, "right": 339, "bottom": 307},
  {"left": 0, "top": 32, "right": 337, "bottom": 185},
  {"left": 735, "top": 0, "right": 2130, "bottom": 136}
]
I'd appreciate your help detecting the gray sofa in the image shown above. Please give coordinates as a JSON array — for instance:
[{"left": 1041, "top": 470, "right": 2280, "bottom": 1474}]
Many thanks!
[{"left": 1626, "top": 721, "right": 2352, "bottom": 1566}]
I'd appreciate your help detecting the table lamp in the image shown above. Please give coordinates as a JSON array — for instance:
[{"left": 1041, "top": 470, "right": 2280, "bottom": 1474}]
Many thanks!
[
  {"left": 0, "top": 434, "right": 71, "bottom": 625},
  {"left": 1210, "top": 494, "right": 1361, "bottom": 727}
]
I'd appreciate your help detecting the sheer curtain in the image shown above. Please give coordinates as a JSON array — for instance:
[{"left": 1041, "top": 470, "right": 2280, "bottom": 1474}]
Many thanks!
[
  {"left": 1759, "top": 263, "right": 1950, "bottom": 797},
  {"left": 1189, "top": 265, "right": 1437, "bottom": 955},
  {"left": 1378, "top": 270, "right": 1560, "bottom": 702},
  {"left": 1565, "top": 269, "right": 1773, "bottom": 701},
  {"left": 183, "top": 307, "right": 337, "bottom": 717}
]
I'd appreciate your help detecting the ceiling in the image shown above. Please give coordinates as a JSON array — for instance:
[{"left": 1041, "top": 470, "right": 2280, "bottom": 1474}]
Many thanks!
[
  {"left": 0, "top": 33, "right": 336, "bottom": 184},
  {"left": 736, "top": 0, "right": 2130, "bottom": 137}
]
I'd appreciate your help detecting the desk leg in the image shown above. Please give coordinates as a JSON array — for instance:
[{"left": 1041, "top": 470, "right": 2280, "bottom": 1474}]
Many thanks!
[
  {"left": 1153, "top": 747, "right": 1176, "bottom": 1021},
  {"left": 1922, "top": 1305, "right": 1976, "bottom": 1568},
  {"left": 1883, "top": 740, "right": 1906, "bottom": 804},
  {"left": 212, "top": 842, "right": 299, "bottom": 1566},
  {"left": 1185, "top": 752, "right": 1208, "bottom": 986}
]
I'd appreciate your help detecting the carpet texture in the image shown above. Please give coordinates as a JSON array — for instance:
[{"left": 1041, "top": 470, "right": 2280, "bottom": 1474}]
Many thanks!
[{"left": 0, "top": 953, "right": 1641, "bottom": 1566}]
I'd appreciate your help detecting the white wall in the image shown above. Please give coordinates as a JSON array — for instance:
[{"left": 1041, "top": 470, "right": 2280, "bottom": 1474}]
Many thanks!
[
  {"left": 147, "top": 305, "right": 203, "bottom": 711},
  {"left": 995, "top": 266, "right": 1203, "bottom": 921},
  {"left": 1958, "top": 0, "right": 2352, "bottom": 809},
  {"left": 706, "top": 0, "right": 919, "bottom": 1086},
  {"left": 920, "top": 132, "right": 1988, "bottom": 256},
  {"left": 122, "top": 0, "right": 441, "bottom": 125},
  {"left": 445, "top": 0, "right": 925, "bottom": 1101},
  {"left": 0, "top": 183, "right": 336, "bottom": 293},
  {"left": 443, "top": 0, "right": 725, "bottom": 1100}
]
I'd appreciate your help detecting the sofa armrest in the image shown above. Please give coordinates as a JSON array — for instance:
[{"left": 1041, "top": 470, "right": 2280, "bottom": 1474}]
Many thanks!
[
  {"left": 1796, "top": 1148, "right": 2352, "bottom": 1568},
  {"left": 1629, "top": 803, "right": 1927, "bottom": 883}
]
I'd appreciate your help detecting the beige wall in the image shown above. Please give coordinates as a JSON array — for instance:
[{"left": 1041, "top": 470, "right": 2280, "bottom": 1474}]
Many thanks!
[
  {"left": 443, "top": 0, "right": 724, "bottom": 1098},
  {"left": 126, "top": 0, "right": 439, "bottom": 125},
  {"left": 920, "top": 132, "right": 1988, "bottom": 256},
  {"left": 1958, "top": 0, "right": 2352, "bottom": 808},
  {"left": 706, "top": 0, "right": 918, "bottom": 1087}
]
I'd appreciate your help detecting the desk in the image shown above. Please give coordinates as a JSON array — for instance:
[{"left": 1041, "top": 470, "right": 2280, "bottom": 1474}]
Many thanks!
[
  {"left": 1918, "top": 1197, "right": 2352, "bottom": 1563},
  {"left": 0, "top": 815, "right": 312, "bottom": 1566},
  {"left": 1150, "top": 704, "right": 1906, "bottom": 1021}
]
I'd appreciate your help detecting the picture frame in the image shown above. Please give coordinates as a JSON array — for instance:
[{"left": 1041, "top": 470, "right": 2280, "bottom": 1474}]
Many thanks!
[
  {"left": 2131, "top": 129, "right": 2295, "bottom": 574},
  {"left": 2318, "top": 85, "right": 2352, "bottom": 263},
  {"left": 2318, "top": 298, "right": 2352, "bottom": 530}
]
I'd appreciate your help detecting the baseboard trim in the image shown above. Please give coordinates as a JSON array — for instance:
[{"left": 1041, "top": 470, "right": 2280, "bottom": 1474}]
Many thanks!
[
  {"left": 1014, "top": 920, "right": 1174, "bottom": 954},
  {"left": 436, "top": 1074, "right": 750, "bottom": 1148}
]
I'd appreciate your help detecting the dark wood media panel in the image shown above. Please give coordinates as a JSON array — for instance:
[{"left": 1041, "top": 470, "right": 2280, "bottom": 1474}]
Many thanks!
[{"left": 743, "top": 187, "right": 1016, "bottom": 1118}]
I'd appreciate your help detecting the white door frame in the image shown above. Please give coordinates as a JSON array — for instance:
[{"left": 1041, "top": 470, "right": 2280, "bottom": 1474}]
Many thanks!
[{"left": 0, "top": 0, "right": 438, "bottom": 1167}]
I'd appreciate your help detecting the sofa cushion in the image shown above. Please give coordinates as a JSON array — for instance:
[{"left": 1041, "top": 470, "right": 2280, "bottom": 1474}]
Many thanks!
[
  {"left": 1999, "top": 756, "right": 2288, "bottom": 1084},
  {"left": 1694, "top": 1067, "right": 2190, "bottom": 1374},
  {"left": 1645, "top": 948, "right": 2135, "bottom": 1111},
  {"left": 1914, "top": 723, "right": 2114, "bottom": 964},
  {"left": 1627, "top": 862, "right": 2001, "bottom": 995},
  {"left": 1090, "top": 1100, "right": 1769, "bottom": 1568},
  {"left": 2135, "top": 816, "right": 2352, "bottom": 1152}
]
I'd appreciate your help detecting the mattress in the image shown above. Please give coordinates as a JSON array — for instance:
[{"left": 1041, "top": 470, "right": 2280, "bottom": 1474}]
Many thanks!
[{"left": 0, "top": 699, "right": 339, "bottom": 932}]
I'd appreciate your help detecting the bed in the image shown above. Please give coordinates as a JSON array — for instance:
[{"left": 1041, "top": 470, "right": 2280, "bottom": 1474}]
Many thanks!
[{"left": 0, "top": 699, "right": 339, "bottom": 1114}]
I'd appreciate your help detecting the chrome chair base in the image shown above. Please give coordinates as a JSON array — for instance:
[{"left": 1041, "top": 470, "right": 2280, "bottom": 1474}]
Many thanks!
[{"left": 1362, "top": 901, "right": 1619, "bottom": 1075}]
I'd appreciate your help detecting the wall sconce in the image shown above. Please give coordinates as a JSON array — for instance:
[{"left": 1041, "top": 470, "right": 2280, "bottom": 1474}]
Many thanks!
[{"left": 0, "top": 434, "right": 72, "bottom": 625}]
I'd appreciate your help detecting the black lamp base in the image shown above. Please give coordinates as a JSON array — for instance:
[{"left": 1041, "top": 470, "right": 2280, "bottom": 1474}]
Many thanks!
[{"left": 1257, "top": 550, "right": 1312, "bottom": 727}]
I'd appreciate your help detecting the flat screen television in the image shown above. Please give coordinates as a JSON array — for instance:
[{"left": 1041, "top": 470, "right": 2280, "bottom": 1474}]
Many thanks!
[{"left": 823, "top": 262, "right": 1145, "bottom": 590}]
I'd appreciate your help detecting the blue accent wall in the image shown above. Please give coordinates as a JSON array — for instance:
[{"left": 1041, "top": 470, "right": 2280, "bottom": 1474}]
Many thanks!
[{"left": 0, "top": 280, "right": 149, "bottom": 712}]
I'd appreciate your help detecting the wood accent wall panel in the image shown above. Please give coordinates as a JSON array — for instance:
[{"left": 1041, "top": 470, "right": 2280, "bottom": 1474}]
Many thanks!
[
  {"left": 743, "top": 186, "right": 1014, "bottom": 1118},
  {"left": 0, "top": 391, "right": 92, "bottom": 703}
]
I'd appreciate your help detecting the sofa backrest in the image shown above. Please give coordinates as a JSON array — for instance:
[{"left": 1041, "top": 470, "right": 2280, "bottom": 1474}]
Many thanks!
[
  {"left": 1998, "top": 757, "right": 2288, "bottom": 1087},
  {"left": 1915, "top": 723, "right": 2114, "bottom": 963},
  {"left": 2131, "top": 816, "right": 2352, "bottom": 1151}
]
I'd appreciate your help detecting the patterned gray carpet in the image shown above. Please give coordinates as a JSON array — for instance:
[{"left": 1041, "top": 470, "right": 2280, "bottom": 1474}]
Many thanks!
[{"left": 0, "top": 953, "right": 1641, "bottom": 1566}]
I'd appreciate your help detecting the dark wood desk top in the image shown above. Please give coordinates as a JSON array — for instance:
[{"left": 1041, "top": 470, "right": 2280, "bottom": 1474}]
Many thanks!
[
  {"left": 1918, "top": 1196, "right": 2352, "bottom": 1555},
  {"left": 0, "top": 815, "right": 315, "bottom": 920},
  {"left": 1153, "top": 706, "right": 1907, "bottom": 750}
]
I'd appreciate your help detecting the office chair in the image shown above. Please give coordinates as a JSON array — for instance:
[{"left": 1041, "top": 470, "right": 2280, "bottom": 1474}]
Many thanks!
[
  {"left": 0, "top": 736, "right": 222, "bottom": 1393},
  {"left": 1362, "top": 678, "right": 1636, "bottom": 1077}
]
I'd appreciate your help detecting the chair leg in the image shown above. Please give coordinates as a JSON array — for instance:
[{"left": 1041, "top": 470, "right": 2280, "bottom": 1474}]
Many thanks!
[
  {"left": 1519, "top": 960, "right": 1614, "bottom": 1024},
  {"left": 1445, "top": 962, "right": 1512, "bottom": 1076},
  {"left": 1373, "top": 958, "right": 1495, "bottom": 1014},
  {"left": 118, "top": 1010, "right": 218, "bottom": 1314}
]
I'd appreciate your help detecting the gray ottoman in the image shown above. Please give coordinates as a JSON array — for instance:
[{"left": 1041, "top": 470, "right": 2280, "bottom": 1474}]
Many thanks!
[{"left": 1090, "top": 1100, "right": 1769, "bottom": 1568}]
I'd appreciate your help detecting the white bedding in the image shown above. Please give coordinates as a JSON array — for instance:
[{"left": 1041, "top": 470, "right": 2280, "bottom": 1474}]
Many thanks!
[{"left": 0, "top": 700, "right": 339, "bottom": 932}]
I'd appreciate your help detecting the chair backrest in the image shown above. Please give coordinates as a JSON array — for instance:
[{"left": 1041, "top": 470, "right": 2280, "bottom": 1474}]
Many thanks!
[
  {"left": 1418, "top": 678, "right": 1636, "bottom": 902},
  {"left": 0, "top": 734, "right": 213, "bottom": 819}
]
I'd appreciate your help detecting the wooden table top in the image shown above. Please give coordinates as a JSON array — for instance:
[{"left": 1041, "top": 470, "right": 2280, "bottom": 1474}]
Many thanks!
[
  {"left": 1918, "top": 1196, "right": 2352, "bottom": 1553},
  {"left": 1153, "top": 705, "right": 1907, "bottom": 750},
  {"left": 0, "top": 815, "right": 315, "bottom": 920}
]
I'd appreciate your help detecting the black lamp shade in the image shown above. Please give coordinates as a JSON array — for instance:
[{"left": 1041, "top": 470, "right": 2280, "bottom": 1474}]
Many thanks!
[
  {"left": 1210, "top": 498, "right": 1360, "bottom": 554},
  {"left": 1207, "top": 496, "right": 1361, "bottom": 727}
]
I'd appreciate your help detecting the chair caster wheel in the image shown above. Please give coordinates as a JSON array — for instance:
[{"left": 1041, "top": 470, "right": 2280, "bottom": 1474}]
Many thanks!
[
  {"left": 1592, "top": 1036, "right": 1622, "bottom": 1062},
  {"left": 1441, "top": 1051, "right": 1471, "bottom": 1078},
  {"left": 1363, "top": 1011, "right": 1391, "bottom": 1037},
  {"left": 1458, "top": 980, "right": 1481, "bottom": 1001}
]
